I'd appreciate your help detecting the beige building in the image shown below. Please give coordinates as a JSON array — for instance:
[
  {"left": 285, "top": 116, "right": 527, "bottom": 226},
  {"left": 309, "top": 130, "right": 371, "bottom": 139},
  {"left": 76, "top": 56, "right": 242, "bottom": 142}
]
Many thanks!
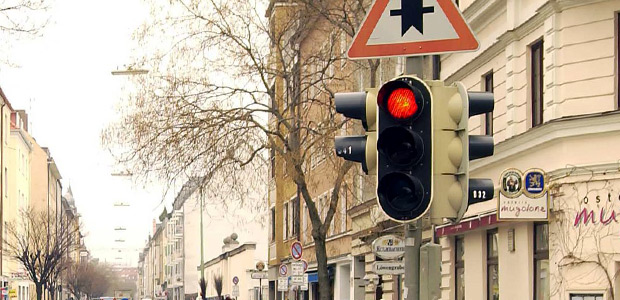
[
  {"left": 431, "top": 1, "right": 620, "bottom": 300},
  {"left": 201, "top": 235, "right": 266, "bottom": 300}
]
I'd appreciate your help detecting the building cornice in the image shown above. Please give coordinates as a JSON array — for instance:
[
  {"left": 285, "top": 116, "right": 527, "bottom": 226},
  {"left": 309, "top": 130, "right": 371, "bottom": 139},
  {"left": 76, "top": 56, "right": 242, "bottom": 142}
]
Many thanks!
[
  {"left": 472, "top": 111, "right": 620, "bottom": 171},
  {"left": 200, "top": 243, "right": 257, "bottom": 269}
]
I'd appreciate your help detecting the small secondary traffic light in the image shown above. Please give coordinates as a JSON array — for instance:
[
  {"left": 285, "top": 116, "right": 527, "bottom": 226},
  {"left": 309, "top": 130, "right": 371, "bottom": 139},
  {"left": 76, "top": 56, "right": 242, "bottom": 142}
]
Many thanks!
[
  {"left": 334, "top": 89, "right": 378, "bottom": 175},
  {"left": 376, "top": 76, "right": 432, "bottom": 222},
  {"left": 430, "top": 81, "right": 495, "bottom": 224}
]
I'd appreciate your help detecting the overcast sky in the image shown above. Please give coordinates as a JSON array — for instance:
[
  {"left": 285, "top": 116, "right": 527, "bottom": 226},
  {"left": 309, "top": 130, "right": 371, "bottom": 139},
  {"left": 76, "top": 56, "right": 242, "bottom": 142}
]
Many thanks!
[{"left": 0, "top": 0, "right": 171, "bottom": 266}]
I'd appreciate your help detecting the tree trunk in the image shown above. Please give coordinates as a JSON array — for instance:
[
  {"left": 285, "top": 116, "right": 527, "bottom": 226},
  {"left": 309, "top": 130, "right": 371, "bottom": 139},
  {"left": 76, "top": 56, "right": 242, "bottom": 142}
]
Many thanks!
[
  {"left": 314, "top": 235, "right": 330, "bottom": 300},
  {"left": 36, "top": 284, "right": 43, "bottom": 300}
]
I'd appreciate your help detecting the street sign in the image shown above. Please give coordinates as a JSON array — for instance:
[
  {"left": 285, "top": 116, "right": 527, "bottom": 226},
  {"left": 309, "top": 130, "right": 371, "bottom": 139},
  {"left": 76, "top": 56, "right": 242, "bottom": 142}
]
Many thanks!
[
  {"left": 372, "top": 235, "right": 405, "bottom": 260},
  {"left": 277, "top": 277, "right": 288, "bottom": 291},
  {"left": 348, "top": 0, "right": 478, "bottom": 59},
  {"left": 290, "top": 241, "right": 303, "bottom": 260},
  {"left": 301, "top": 259, "right": 308, "bottom": 272},
  {"left": 373, "top": 261, "right": 406, "bottom": 275},
  {"left": 291, "top": 275, "right": 304, "bottom": 285},
  {"left": 251, "top": 271, "right": 268, "bottom": 279},
  {"left": 232, "top": 276, "right": 239, "bottom": 285},
  {"left": 291, "top": 261, "right": 304, "bottom": 276},
  {"left": 232, "top": 285, "right": 239, "bottom": 297},
  {"left": 300, "top": 274, "right": 309, "bottom": 291},
  {"left": 278, "top": 264, "right": 288, "bottom": 277}
]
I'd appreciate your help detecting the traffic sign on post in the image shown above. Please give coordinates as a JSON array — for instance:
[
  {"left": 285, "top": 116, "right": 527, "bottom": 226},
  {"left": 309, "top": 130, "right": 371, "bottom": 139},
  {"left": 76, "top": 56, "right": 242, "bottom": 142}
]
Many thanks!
[
  {"left": 291, "top": 261, "right": 304, "bottom": 276},
  {"left": 348, "top": 0, "right": 479, "bottom": 59},
  {"left": 290, "top": 241, "right": 303, "bottom": 260},
  {"left": 278, "top": 264, "right": 288, "bottom": 277},
  {"left": 232, "top": 276, "right": 239, "bottom": 285}
]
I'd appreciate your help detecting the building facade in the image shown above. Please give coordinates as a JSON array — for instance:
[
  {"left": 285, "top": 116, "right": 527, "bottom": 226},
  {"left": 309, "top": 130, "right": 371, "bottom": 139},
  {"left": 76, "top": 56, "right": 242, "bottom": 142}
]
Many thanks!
[{"left": 433, "top": 1, "right": 620, "bottom": 300}]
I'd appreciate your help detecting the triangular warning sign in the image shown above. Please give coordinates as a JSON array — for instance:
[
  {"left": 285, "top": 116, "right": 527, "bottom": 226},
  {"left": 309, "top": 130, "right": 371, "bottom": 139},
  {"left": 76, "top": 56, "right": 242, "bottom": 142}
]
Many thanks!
[{"left": 348, "top": 0, "right": 479, "bottom": 59}]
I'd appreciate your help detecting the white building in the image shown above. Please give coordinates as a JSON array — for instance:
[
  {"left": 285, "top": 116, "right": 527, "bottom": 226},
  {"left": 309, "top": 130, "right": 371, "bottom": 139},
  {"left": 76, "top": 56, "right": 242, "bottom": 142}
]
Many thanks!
[
  {"left": 201, "top": 234, "right": 267, "bottom": 300},
  {"left": 432, "top": 1, "right": 620, "bottom": 300},
  {"left": 171, "top": 177, "right": 268, "bottom": 300}
]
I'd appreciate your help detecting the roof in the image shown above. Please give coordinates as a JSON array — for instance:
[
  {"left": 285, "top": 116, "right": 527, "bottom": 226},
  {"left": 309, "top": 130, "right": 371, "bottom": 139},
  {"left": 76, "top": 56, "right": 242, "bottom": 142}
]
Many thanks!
[
  {"left": 172, "top": 177, "right": 205, "bottom": 209},
  {"left": 0, "top": 87, "right": 15, "bottom": 111}
]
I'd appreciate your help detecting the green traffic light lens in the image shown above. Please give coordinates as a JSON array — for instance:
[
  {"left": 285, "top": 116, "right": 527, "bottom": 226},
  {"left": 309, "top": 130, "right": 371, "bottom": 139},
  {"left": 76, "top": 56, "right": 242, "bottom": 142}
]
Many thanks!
[
  {"left": 377, "top": 173, "right": 424, "bottom": 213},
  {"left": 377, "top": 127, "right": 423, "bottom": 166}
]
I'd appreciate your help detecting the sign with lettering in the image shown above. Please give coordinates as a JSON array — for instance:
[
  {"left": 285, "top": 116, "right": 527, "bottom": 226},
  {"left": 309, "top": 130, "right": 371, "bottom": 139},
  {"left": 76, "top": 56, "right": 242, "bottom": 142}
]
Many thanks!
[
  {"left": 291, "top": 275, "right": 304, "bottom": 285},
  {"left": 291, "top": 261, "right": 304, "bottom": 276},
  {"left": 373, "top": 261, "right": 405, "bottom": 275},
  {"left": 498, "top": 168, "right": 549, "bottom": 221},
  {"left": 277, "top": 277, "right": 288, "bottom": 291},
  {"left": 372, "top": 235, "right": 405, "bottom": 260}
]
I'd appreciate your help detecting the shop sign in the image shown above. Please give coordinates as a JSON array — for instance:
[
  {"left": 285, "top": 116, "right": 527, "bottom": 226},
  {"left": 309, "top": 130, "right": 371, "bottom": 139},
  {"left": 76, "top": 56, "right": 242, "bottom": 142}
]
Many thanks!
[
  {"left": 373, "top": 261, "right": 405, "bottom": 275},
  {"left": 498, "top": 168, "right": 549, "bottom": 221},
  {"left": 372, "top": 235, "right": 405, "bottom": 260}
]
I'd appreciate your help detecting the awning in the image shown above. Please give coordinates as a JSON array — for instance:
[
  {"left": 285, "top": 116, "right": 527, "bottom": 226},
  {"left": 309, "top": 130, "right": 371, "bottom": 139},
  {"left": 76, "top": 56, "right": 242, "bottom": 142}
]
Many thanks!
[{"left": 435, "top": 213, "right": 497, "bottom": 237}]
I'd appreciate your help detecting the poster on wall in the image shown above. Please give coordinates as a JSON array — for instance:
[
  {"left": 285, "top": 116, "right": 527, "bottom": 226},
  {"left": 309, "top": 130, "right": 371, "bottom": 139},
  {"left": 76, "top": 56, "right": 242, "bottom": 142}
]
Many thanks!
[{"left": 497, "top": 168, "right": 549, "bottom": 221}]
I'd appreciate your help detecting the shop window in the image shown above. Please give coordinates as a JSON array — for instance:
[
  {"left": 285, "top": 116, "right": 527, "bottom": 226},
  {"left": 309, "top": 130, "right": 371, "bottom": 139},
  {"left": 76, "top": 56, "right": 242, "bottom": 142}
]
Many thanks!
[
  {"left": 455, "top": 236, "right": 465, "bottom": 300},
  {"left": 534, "top": 223, "right": 550, "bottom": 300},
  {"left": 531, "top": 40, "right": 544, "bottom": 127},
  {"left": 487, "top": 229, "right": 499, "bottom": 300},
  {"left": 484, "top": 71, "right": 494, "bottom": 135}
]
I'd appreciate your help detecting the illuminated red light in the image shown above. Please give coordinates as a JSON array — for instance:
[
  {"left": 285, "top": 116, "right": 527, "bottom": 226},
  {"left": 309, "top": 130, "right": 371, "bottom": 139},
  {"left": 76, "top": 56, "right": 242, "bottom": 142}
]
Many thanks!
[{"left": 387, "top": 88, "right": 418, "bottom": 119}]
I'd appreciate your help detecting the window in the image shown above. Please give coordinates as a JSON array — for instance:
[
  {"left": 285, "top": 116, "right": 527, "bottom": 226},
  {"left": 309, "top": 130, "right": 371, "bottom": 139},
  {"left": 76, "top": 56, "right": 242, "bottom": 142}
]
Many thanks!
[
  {"left": 484, "top": 71, "right": 494, "bottom": 135},
  {"left": 339, "top": 187, "right": 347, "bottom": 233},
  {"left": 283, "top": 203, "right": 289, "bottom": 239},
  {"left": 291, "top": 196, "right": 299, "bottom": 237},
  {"left": 270, "top": 148, "right": 275, "bottom": 178},
  {"left": 270, "top": 207, "right": 275, "bottom": 242},
  {"left": 534, "top": 223, "right": 549, "bottom": 300},
  {"left": 455, "top": 236, "right": 465, "bottom": 300},
  {"left": 570, "top": 295, "right": 603, "bottom": 300},
  {"left": 487, "top": 229, "right": 499, "bottom": 300},
  {"left": 531, "top": 40, "right": 544, "bottom": 127}
]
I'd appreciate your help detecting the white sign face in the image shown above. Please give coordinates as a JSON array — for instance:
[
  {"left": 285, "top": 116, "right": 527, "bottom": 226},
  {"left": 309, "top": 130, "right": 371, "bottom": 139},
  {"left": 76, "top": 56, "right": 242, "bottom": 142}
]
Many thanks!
[
  {"left": 291, "top": 261, "right": 304, "bottom": 276},
  {"left": 299, "top": 274, "right": 309, "bottom": 291},
  {"left": 232, "top": 285, "right": 239, "bottom": 297},
  {"left": 373, "top": 261, "right": 405, "bottom": 275},
  {"left": 372, "top": 235, "right": 405, "bottom": 260},
  {"left": 367, "top": 0, "right": 457, "bottom": 46},
  {"left": 498, "top": 192, "right": 549, "bottom": 220},
  {"left": 277, "top": 277, "right": 288, "bottom": 291},
  {"left": 251, "top": 272, "right": 268, "bottom": 279},
  {"left": 290, "top": 275, "right": 304, "bottom": 285}
]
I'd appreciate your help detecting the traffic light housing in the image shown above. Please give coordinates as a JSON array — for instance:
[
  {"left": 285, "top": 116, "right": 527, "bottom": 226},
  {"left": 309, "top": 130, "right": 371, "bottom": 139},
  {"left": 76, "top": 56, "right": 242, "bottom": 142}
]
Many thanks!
[
  {"left": 334, "top": 89, "right": 378, "bottom": 175},
  {"left": 430, "top": 81, "right": 495, "bottom": 224},
  {"left": 376, "top": 76, "right": 432, "bottom": 222}
]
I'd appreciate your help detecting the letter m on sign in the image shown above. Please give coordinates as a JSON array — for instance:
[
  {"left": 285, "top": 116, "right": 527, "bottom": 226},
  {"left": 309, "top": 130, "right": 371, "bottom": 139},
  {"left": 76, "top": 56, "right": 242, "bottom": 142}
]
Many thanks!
[{"left": 574, "top": 208, "right": 596, "bottom": 226}]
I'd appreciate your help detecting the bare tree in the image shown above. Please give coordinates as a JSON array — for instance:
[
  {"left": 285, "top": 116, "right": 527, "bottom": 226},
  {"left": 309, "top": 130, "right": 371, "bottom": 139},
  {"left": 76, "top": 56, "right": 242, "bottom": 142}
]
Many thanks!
[
  {"left": 65, "top": 261, "right": 91, "bottom": 300},
  {"left": 4, "top": 209, "right": 80, "bottom": 300},
  {"left": 103, "top": 0, "right": 380, "bottom": 299},
  {"left": 213, "top": 273, "right": 223, "bottom": 300},
  {"left": 0, "top": 0, "right": 51, "bottom": 63}
]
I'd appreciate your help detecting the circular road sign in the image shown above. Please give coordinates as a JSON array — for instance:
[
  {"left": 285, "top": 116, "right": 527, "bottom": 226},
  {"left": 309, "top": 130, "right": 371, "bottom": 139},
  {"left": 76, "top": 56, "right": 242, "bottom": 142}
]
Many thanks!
[
  {"left": 291, "top": 241, "right": 303, "bottom": 260},
  {"left": 301, "top": 259, "right": 308, "bottom": 272},
  {"left": 232, "top": 276, "right": 239, "bottom": 285},
  {"left": 256, "top": 261, "right": 265, "bottom": 271},
  {"left": 279, "top": 264, "right": 288, "bottom": 276}
]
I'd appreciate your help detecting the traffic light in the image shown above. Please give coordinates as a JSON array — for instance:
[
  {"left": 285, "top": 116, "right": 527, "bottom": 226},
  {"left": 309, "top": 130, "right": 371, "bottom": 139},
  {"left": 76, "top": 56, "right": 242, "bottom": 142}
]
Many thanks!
[
  {"left": 334, "top": 88, "right": 378, "bottom": 175},
  {"left": 376, "top": 76, "right": 432, "bottom": 222},
  {"left": 430, "top": 81, "right": 495, "bottom": 224}
]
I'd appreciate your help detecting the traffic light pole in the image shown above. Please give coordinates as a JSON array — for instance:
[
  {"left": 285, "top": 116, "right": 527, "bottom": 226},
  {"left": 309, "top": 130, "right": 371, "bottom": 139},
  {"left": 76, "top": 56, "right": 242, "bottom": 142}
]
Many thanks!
[
  {"left": 404, "top": 220, "right": 423, "bottom": 300},
  {"left": 403, "top": 56, "right": 424, "bottom": 300}
]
